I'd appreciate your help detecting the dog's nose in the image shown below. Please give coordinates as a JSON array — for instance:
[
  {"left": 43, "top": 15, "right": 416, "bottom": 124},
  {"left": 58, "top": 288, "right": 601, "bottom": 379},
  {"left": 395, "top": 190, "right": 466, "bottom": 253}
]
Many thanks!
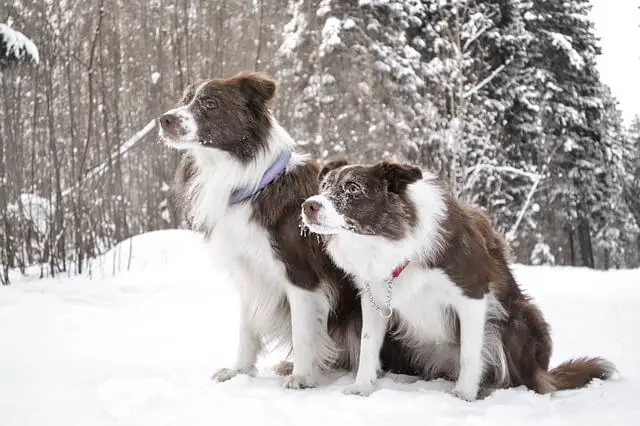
[
  {"left": 302, "top": 199, "right": 322, "bottom": 220},
  {"left": 159, "top": 113, "right": 178, "bottom": 129}
]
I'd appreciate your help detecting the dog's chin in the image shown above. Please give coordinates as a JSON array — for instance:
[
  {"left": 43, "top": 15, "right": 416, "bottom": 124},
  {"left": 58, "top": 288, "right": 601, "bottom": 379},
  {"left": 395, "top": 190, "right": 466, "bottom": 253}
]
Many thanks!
[
  {"left": 304, "top": 220, "right": 342, "bottom": 235},
  {"left": 162, "top": 137, "right": 201, "bottom": 151}
]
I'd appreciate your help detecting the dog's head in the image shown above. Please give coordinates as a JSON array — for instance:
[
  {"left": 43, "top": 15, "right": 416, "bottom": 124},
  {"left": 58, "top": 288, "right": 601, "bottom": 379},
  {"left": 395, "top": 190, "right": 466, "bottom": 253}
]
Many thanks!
[
  {"left": 302, "top": 159, "right": 423, "bottom": 240},
  {"left": 157, "top": 72, "right": 276, "bottom": 163}
]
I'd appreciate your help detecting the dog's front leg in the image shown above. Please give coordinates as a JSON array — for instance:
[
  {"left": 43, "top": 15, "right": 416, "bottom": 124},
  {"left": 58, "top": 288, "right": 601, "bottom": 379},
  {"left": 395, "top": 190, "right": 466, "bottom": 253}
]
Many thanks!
[
  {"left": 212, "top": 308, "right": 261, "bottom": 382},
  {"left": 282, "top": 285, "right": 327, "bottom": 389},
  {"left": 343, "top": 295, "right": 388, "bottom": 397},
  {"left": 452, "top": 294, "right": 488, "bottom": 401}
]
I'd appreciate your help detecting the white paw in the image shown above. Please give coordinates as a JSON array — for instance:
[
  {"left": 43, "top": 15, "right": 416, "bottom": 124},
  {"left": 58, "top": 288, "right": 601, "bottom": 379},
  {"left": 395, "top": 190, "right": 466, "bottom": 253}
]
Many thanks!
[
  {"left": 342, "top": 383, "right": 376, "bottom": 397},
  {"left": 451, "top": 385, "right": 478, "bottom": 402},
  {"left": 211, "top": 366, "right": 256, "bottom": 383},
  {"left": 282, "top": 374, "right": 317, "bottom": 390},
  {"left": 273, "top": 361, "right": 294, "bottom": 377}
]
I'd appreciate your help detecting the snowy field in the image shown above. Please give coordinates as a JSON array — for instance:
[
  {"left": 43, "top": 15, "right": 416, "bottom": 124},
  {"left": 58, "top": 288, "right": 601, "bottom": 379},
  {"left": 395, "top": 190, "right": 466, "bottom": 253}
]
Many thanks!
[{"left": 1, "top": 230, "right": 639, "bottom": 426}]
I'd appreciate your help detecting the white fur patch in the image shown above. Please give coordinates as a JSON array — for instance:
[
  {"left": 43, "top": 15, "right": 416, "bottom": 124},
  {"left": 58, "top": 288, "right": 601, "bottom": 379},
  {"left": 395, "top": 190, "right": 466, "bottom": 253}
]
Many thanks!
[{"left": 302, "top": 194, "right": 346, "bottom": 234}]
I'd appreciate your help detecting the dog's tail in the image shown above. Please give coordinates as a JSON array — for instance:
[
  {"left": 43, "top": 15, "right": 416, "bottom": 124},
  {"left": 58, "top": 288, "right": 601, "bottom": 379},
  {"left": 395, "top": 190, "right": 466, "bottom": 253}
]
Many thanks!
[{"left": 535, "top": 357, "right": 616, "bottom": 393}]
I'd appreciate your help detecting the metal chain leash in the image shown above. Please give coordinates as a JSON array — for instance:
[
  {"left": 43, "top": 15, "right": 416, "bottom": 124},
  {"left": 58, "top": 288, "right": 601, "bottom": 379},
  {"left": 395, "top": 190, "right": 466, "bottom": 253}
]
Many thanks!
[{"left": 364, "top": 277, "right": 394, "bottom": 319}]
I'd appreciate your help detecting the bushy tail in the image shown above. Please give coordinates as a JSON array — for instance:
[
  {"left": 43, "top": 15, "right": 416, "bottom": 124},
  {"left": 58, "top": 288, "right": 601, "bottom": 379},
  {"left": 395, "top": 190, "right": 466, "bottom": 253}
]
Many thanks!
[{"left": 535, "top": 357, "right": 617, "bottom": 393}]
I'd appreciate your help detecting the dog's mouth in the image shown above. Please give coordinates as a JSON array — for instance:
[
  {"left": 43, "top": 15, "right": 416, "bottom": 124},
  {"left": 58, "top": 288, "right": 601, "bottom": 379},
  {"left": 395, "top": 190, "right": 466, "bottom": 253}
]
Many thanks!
[
  {"left": 301, "top": 215, "right": 343, "bottom": 235},
  {"left": 158, "top": 128, "right": 201, "bottom": 150}
]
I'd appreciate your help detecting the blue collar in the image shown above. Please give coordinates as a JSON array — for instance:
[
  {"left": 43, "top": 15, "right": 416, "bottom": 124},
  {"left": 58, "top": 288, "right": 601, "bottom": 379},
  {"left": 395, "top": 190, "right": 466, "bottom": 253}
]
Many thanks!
[{"left": 229, "top": 151, "right": 292, "bottom": 205}]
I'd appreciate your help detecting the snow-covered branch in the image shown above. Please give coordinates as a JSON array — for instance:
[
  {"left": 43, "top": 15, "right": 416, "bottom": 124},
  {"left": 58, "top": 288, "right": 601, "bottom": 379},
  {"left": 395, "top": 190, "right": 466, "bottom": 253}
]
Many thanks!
[
  {"left": 61, "top": 119, "right": 156, "bottom": 198},
  {"left": 463, "top": 62, "right": 507, "bottom": 99},
  {"left": 463, "top": 23, "right": 492, "bottom": 52},
  {"left": 0, "top": 23, "right": 39, "bottom": 66},
  {"left": 506, "top": 146, "right": 559, "bottom": 242},
  {"left": 465, "top": 163, "right": 541, "bottom": 181},
  {"left": 505, "top": 175, "right": 542, "bottom": 243}
]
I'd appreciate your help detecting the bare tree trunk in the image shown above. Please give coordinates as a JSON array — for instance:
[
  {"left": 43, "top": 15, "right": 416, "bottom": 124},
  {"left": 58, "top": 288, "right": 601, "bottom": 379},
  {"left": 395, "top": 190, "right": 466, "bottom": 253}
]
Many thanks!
[
  {"left": 255, "top": 0, "right": 264, "bottom": 71},
  {"left": 577, "top": 212, "right": 594, "bottom": 268},
  {"left": 44, "top": 54, "right": 65, "bottom": 275}
]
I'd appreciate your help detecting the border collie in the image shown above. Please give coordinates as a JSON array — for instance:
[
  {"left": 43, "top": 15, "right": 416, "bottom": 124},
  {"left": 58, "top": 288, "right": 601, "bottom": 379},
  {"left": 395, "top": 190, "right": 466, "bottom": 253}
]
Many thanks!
[
  {"left": 157, "top": 73, "right": 415, "bottom": 388},
  {"left": 301, "top": 159, "right": 616, "bottom": 400}
]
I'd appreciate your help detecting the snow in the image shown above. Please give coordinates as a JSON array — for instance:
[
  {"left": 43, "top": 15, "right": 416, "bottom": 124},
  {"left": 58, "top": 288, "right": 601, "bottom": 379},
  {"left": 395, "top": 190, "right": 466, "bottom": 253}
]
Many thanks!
[
  {"left": 17, "top": 193, "right": 53, "bottom": 235},
  {"left": 0, "top": 23, "right": 40, "bottom": 64},
  {"left": 546, "top": 31, "right": 584, "bottom": 70},
  {"left": 7, "top": 193, "right": 53, "bottom": 236},
  {"left": 279, "top": 0, "right": 307, "bottom": 58},
  {"left": 317, "top": 0, "right": 332, "bottom": 18},
  {"left": 151, "top": 72, "right": 161, "bottom": 84},
  {"left": 1, "top": 229, "right": 639, "bottom": 425},
  {"left": 319, "top": 17, "right": 343, "bottom": 57}
]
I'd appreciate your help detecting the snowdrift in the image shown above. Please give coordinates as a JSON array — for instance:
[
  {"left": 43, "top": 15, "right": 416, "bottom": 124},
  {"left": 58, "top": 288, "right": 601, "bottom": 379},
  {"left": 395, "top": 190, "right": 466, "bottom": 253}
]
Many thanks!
[{"left": 1, "top": 230, "right": 638, "bottom": 426}]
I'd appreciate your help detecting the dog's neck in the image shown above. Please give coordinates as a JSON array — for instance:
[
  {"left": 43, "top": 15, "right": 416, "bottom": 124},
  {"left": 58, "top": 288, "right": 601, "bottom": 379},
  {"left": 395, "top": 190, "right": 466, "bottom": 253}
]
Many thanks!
[
  {"left": 327, "top": 180, "right": 448, "bottom": 283},
  {"left": 230, "top": 150, "right": 292, "bottom": 204},
  {"left": 185, "top": 120, "right": 298, "bottom": 231}
]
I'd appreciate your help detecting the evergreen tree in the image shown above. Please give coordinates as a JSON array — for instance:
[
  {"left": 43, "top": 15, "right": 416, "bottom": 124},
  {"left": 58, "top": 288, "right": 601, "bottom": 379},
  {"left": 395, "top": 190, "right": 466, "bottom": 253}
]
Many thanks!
[{"left": 514, "top": 0, "right": 626, "bottom": 267}]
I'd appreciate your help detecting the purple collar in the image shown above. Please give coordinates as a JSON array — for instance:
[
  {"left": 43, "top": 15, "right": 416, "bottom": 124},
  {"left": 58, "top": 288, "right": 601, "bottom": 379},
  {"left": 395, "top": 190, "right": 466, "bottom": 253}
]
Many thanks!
[{"left": 229, "top": 151, "right": 292, "bottom": 204}]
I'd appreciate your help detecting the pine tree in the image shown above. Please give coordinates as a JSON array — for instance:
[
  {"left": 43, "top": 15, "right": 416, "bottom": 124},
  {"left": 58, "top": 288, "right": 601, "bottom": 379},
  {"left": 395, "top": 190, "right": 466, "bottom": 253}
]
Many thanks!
[{"left": 513, "top": 0, "right": 626, "bottom": 268}]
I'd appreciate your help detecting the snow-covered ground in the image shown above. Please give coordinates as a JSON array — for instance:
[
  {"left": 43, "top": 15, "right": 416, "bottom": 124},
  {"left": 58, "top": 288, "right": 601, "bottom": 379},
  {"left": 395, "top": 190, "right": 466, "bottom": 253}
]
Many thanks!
[{"left": 1, "top": 230, "right": 639, "bottom": 426}]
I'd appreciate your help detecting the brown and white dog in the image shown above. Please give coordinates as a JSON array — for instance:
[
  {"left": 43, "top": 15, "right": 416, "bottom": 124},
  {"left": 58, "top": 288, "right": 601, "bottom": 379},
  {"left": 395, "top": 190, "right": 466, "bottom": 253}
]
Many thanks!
[
  {"left": 301, "top": 159, "right": 616, "bottom": 400},
  {"left": 157, "top": 73, "right": 415, "bottom": 388}
]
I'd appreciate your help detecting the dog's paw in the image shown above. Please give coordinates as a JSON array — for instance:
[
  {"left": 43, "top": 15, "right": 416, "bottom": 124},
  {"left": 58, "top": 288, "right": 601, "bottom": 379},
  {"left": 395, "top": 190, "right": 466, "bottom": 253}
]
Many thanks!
[
  {"left": 451, "top": 385, "right": 478, "bottom": 402},
  {"left": 342, "top": 383, "right": 376, "bottom": 397},
  {"left": 282, "top": 374, "right": 316, "bottom": 390},
  {"left": 211, "top": 366, "right": 256, "bottom": 383},
  {"left": 273, "top": 361, "right": 294, "bottom": 377}
]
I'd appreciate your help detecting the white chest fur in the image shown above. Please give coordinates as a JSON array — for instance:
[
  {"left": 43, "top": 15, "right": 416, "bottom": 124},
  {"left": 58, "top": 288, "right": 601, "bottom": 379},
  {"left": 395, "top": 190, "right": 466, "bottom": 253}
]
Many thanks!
[
  {"left": 208, "top": 202, "right": 291, "bottom": 344},
  {"left": 353, "top": 263, "right": 461, "bottom": 344}
]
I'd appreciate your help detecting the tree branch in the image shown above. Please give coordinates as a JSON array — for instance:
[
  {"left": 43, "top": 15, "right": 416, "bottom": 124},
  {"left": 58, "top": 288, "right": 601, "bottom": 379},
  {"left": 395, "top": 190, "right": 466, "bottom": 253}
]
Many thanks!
[
  {"left": 62, "top": 119, "right": 156, "bottom": 198},
  {"left": 506, "top": 145, "right": 559, "bottom": 242},
  {"left": 463, "top": 62, "right": 507, "bottom": 99},
  {"left": 465, "top": 163, "right": 542, "bottom": 181}
]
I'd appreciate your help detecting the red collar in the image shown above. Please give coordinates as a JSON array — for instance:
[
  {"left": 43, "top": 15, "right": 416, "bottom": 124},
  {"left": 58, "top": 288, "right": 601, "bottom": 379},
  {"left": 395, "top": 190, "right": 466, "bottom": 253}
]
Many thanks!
[{"left": 391, "top": 259, "right": 410, "bottom": 279}]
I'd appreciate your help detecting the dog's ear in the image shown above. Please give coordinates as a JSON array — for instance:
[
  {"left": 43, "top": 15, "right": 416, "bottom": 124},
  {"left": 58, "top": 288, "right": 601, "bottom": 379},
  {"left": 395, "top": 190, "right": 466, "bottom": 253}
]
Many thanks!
[
  {"left": 376, "top": 161, "right": 422, "bottom": 193},
  {"left": 319, "top": 158, "right": 349, "bottom": 182},
  {"left": 232, "top": 72, "right": 276, "bottom": 104}
]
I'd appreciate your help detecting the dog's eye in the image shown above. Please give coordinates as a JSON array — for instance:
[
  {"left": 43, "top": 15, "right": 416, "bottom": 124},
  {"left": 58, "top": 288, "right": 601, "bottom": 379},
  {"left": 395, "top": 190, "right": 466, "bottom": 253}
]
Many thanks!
[
  {"left": 345, "top": 182, "right": 361, "bottom": 194},
  {"left": 203, "top": 98, "right": 217, "bottom": 110}
]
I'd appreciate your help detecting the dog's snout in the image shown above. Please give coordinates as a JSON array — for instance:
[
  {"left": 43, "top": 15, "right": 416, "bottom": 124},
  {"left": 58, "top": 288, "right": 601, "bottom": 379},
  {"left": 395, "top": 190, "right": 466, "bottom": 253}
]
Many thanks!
[
  {"left": 302, "top": 199, "right": 322, "bottom": 220},
  {"left": 159, "top": 113, "right": 178, "bottom": 130}
]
